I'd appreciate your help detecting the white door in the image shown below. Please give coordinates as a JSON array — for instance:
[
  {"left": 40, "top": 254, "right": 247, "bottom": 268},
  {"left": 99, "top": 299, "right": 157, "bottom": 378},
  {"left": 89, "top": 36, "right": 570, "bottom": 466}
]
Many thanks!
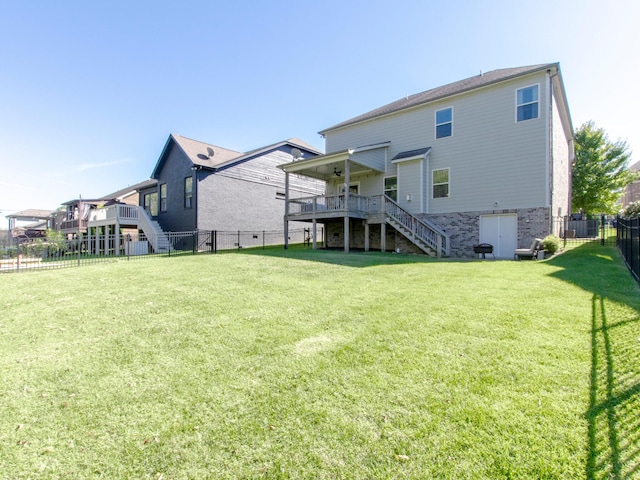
[{"left": 479, "top": 214, "right": 517, "bottom": 258}]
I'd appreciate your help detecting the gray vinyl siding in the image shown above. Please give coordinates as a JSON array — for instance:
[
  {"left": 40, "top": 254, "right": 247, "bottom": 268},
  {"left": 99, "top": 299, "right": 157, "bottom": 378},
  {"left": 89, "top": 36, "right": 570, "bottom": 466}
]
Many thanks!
[
  {"left": 350, "top": 148, "right": 386, "bottom": 172},
  {"left": 397, "top": 160, "right": 422, "bottom": 214},
  {"left": 323, "top": 71, "right": 551, "bottom": 214}
]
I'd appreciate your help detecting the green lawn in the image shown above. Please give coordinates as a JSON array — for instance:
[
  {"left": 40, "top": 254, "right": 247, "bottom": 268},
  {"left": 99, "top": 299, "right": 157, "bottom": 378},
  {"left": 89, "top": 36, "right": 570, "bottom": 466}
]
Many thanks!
[{"left": 1, "top": 244, "right": 638, "bottom": 479}]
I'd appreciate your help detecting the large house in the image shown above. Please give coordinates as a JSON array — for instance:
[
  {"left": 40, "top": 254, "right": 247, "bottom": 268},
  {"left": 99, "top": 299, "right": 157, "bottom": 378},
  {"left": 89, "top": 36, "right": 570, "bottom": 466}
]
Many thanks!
[
  {"left": 280, "top": 63, "right": 574, "bottom": 258},
  {"left": 145, "top": 134, "right": 325, "bottom": 233}
]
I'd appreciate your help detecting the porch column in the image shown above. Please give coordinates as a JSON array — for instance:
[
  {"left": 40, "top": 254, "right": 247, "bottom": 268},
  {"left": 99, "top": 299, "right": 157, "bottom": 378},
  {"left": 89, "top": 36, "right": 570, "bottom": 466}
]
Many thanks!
[
  {"left": 344, "top": 159, "right": 350, "bottom": 253},
  {"left": 95, "top": 228, "right": 100, "bottom": 255},
  {"left": 312, "top": 218, "right": 317, "bottom": 250},
  {"left": 381, "top": 223, "right": 386, "bottom": 252},
  {"left": 364, "top": 221, "right": 369, "bottom": 252},
  {"left": 115, "top": 220, "right": 120, "bottom": 256},
  {"left": 284, "top": 172, "right": 290, "bottom": 249}
]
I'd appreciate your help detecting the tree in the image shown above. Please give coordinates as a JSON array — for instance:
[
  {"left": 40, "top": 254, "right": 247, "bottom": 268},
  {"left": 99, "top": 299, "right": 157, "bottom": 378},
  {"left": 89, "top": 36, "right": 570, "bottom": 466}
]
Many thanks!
[{"left": 572, "top": 121, "right": 635, "bottom": 215}]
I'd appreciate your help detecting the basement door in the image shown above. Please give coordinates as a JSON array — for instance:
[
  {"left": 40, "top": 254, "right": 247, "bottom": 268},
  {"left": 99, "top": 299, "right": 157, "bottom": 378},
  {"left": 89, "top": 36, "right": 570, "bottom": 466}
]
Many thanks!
[{"left": 479, "top": 214, "right": 517, "bottom": 258}]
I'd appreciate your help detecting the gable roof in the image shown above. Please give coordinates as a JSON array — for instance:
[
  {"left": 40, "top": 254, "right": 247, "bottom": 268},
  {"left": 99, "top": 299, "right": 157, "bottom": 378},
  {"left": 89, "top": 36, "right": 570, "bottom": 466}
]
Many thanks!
[
  {"left": 319, "top": 63, "right": 559, "bottom": 135},
  {"left": 151, "top": 134, "right": 322, "bottom": 178},
  {"left": 99, "top": 179, "right": 158, "bottom": 201},
  {"left": 6, "top": 209, "right": 55, "bottom": 220}
]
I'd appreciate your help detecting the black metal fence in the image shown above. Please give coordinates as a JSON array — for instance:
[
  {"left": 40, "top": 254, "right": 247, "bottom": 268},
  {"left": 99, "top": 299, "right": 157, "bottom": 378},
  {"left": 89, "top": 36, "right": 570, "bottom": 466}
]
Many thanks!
[
  {"left": 0, "top": 228, "right": 319, "bottom": 274},
  {"left": 616, "top": 215, "right": 640, "bottom": 282},
  {"left": 552, "top": 214, "right": 617, "bottom": 248}
]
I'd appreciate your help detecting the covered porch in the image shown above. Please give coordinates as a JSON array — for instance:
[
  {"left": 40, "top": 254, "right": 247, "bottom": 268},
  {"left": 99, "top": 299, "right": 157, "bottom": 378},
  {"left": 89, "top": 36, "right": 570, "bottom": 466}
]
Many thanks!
[{"left": 280, "top": 144, "right": 388, "bottom": 253}]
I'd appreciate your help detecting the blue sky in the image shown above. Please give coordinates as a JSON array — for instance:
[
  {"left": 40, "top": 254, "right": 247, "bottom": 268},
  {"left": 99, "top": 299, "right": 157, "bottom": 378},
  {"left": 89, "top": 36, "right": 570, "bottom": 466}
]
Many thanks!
[{"left": 1, "top": 0, "right": 638, "bottom": 224}]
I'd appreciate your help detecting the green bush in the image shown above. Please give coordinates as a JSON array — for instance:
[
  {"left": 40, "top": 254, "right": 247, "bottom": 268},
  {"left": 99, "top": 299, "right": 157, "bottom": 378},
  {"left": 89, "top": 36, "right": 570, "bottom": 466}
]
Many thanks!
[
  {"left": 622, "top": 201, "right": 640, "bottom": 217},
  {"left": 541, "top": 235, "right": 561, "bottom": 255}
]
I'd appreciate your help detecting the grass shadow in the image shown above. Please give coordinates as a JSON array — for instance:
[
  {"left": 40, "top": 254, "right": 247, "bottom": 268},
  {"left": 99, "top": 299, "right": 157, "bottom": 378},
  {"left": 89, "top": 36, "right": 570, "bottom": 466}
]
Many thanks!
[{"left": 546, "top": 244, "right": 640, "bottom": 479}]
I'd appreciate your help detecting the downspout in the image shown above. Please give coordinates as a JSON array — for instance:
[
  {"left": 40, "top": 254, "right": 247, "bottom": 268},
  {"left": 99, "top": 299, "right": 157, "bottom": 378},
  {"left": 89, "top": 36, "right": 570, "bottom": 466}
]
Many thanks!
[
  {"left": 193, "top": 167, "right": 199, "bottom": 231},
  {"left": 545, "top": 69, "right": 552, "bottom": 233}
]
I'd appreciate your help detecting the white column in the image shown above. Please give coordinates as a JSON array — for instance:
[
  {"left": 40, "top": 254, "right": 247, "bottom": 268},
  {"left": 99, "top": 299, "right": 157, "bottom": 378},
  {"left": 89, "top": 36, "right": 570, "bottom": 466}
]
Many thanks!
[
  {"left": 344, "top": 159, "right": 350, "bottom": 253},
  {"left": 284, "top": 172, "right": 290, "bottom": 249}
]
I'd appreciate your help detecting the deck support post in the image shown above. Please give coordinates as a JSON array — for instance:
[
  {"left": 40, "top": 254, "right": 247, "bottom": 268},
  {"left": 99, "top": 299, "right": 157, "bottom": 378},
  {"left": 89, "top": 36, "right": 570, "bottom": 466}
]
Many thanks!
[
  {"left": 312, "top": 219, "right": 317, "bottom": 250},
  {"left": 381, "top": 222, "right": 386, "bottom": 252},
  {"left": 364, "top": 221, "right": 370, "bottom": 252}
]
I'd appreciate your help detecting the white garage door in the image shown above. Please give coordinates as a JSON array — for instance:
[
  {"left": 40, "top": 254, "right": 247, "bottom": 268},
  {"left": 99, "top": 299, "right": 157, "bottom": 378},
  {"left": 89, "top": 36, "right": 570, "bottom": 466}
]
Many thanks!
[{"left": 479, "top": 214, "right": 517, "bottom": 258}]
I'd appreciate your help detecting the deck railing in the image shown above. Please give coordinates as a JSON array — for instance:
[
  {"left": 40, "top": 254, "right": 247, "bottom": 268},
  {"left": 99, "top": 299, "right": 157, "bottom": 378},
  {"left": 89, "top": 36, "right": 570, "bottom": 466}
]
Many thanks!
[
  {"left": 89, "top": 204, "right": 139, "bottom": 222},
  {"left": 286, "top": 193, "right": 450, "bottom": 257},
  {"left": 383, "top": 196, "right": 450, "bottom": 256},
  {"left": 287, "top": 194, "right": 370, "bottom": 216}
]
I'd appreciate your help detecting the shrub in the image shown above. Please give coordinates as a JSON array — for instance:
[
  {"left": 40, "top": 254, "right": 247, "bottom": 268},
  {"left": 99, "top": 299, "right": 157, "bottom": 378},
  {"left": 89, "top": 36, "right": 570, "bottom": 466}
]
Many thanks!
[
  {"left": 541, "top": 235, "right": 561, "bottom": 255},
  {"left": 622, "top": 201, "right": 640, "bottom": 217}
]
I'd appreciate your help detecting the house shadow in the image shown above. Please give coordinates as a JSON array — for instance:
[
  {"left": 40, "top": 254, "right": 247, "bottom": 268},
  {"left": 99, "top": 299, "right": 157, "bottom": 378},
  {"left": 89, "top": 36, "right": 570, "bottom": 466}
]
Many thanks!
[
  {"left": 233, "top": 244, "right": 473, "bottom": 268},
  {"left": 545, "top": 244, "right": 640, "bottom": 479}
]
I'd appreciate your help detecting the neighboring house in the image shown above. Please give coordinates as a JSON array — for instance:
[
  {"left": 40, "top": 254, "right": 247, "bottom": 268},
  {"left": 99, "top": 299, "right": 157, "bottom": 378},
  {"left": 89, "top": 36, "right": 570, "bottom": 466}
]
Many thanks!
[
  {"left": 621, "top": 161, "right": 640, "bottom": 208},
  {"left": 53, "top": 179, "right": 164, "bottom": 254},
  {"left": 145, "top": 134, "right": 324, "bottom": 233},
  {"left": 280, "top": 63, "right": 573, "bottom": 258},
  {"left": 6, "top": 209, "right": 54, "bottom": 243}
]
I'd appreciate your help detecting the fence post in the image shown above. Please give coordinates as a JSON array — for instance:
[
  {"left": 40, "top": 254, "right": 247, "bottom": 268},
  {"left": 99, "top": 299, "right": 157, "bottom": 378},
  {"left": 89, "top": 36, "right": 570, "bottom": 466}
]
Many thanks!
[
  {"left": 238, "top": 230, "right": 240, "bottom": 250},
  {"left": 193, "top": 231, "right": 197, "bottom": 255},
  {"left": 263, "top": 230, "right": 265, "bottom": 250},
  {"left": 214, "top": 230, "right": 217, "bottom": 253},
  {"left": 601, "top": 213, "right": 605, "bottom": 246}
]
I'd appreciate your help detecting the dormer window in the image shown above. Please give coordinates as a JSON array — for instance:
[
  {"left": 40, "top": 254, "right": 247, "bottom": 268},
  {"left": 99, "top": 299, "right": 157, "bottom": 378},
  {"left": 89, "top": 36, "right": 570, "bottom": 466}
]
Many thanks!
[{"left": 516, "top": 85, "right": 539, "bottom": 122}]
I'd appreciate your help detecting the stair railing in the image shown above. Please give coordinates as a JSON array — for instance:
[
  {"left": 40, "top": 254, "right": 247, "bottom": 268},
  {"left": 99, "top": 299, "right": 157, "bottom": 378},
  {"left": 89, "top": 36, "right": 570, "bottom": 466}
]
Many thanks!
[{"left": 382, "top": 196, "right": 450, "bottom": 256}]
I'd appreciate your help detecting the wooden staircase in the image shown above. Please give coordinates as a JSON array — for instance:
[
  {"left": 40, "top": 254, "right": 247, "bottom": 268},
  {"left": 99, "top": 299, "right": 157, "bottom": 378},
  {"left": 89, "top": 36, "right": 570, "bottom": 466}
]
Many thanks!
[{"left": 384, "top": 197, "right": 450, "bottom": 257}]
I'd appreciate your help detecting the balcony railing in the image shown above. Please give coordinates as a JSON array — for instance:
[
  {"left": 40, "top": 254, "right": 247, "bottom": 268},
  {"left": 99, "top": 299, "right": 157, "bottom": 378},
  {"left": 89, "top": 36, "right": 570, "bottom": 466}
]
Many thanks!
[
  {"left": 88, "top": 204, "right": 139, "bottom": 222},
  {"left": 287, "top": 194, "right": 371, "bottom": 217}
]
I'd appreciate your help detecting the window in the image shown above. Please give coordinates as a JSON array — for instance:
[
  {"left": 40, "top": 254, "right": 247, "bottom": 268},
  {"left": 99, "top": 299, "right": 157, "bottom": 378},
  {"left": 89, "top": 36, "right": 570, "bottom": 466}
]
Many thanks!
[
  {"left": 516, "top": 85, "right": 539, "bottom": 122},
  {"left": 384, "top": 176, "right": 398, "bottom": 201},
  {"left": 432, "top": 168, "right": 449, "bottom": 198},
  {"left": 160, "top": 184, "right": 167, "bottom": 212},
  {"left": 184, "top": 177, "right": 193, "bottom": 208},
  {"left": 435, "top": 107, "right": 452, "bottom": 138},
  {"left": 144, "top": 192, "right": 158, "bottom": 216}
]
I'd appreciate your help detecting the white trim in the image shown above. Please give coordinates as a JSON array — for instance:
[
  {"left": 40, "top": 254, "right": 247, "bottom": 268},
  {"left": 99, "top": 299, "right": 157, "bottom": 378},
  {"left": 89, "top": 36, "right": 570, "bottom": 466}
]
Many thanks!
[
  {"left": 392, "top": 154, "right": 427, "bottom": 164},
  {"left": 383, "top": 175, "right": 398, "bottom": 201},
  {"left": 435, "top": 106, "right": 453, "bottom": 139},
  {"left": 432, "top": 167, "right": 450, "bottom": 199},
  {"left": 545, "top": 72, "right": 551, "bottom": 208},
  {"left": 352, "top": 141, "right": 391, "bottom": 153},
  {"left": 515, "top": 83, "right": 540, "bottom": 122}
]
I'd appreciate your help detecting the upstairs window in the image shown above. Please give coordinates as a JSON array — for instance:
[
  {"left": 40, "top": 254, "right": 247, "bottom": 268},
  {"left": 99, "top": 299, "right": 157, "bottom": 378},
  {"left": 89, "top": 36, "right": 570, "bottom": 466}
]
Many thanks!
[
  {"left": 516, "top": 85, "right": 539, "bottom": 122},
  {"left": 184, "top": 177, "right": 193, "bottom": 209},
  {"left": 160, "top": 184, "right": 167, "bottom": 212},
  {"left": 435, "top": 107, "right": 453, "bottom": 138},
  {"left": 432, "top": 168, "right": 449, "bottom": 198},
  {"left": 384, "top": 176, "right": 398, "bottom": 201}
]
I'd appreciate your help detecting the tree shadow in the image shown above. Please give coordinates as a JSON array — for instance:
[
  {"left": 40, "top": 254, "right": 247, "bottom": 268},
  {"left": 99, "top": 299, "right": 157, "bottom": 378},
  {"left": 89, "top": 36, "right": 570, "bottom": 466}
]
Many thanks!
[{"left": 546, "top": 245, "right": 640, "bottom": 479}]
